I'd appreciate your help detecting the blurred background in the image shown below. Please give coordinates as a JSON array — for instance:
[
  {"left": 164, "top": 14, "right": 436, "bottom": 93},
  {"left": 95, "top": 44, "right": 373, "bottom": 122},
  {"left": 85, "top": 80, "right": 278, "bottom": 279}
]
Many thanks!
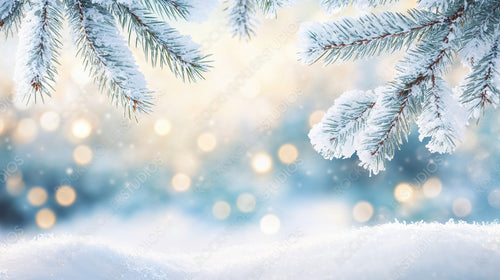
[{"left": 0, "top": 0, "right": 499, "bottom": 251}]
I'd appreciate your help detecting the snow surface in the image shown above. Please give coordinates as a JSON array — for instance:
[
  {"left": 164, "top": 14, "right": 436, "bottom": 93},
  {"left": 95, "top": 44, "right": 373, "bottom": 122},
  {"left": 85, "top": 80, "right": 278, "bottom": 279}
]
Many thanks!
[{"left": 1, "top": 222, "right": 499, "bottom": 279}]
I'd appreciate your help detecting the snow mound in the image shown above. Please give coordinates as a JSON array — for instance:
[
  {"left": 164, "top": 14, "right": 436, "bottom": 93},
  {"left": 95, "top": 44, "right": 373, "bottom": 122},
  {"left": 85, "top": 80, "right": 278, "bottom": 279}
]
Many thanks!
[{"left": 1, "top": 222, "right": 499, "bottom": 279}]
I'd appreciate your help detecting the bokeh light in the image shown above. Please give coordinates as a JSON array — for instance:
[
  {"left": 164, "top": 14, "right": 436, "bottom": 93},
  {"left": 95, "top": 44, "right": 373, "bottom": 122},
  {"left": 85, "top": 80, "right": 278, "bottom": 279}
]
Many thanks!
[
  {"left": 394, "top": 183, "right": 414, "bottom": 203},
  {"left": 72, "top": 118, "right": 92, "bottom": 139},
  {"left": 422, "top": 178, "right": 442, "bottom": 198},
  {"left": 171, "top": 173, "right": 191, "bottom": 192},
  {"left": 73, "top": 145, "right": 93, "bottom": 165},
  {"left": 308, "top": 110, "right": 325, "bottom": 128},
  {"left": 251, "top": 153, "right": 273, "bottom": 174},
  {"left": 154, "top": 119, "right": 171, "bottom": 136},
  {"left": 55, "top": 185, "right": 77, "bottom": 207},
  {"left": 352, "top": 201, "right": 374, "bottom": 223},
  {"left": 6, "top": 173, "right": 25, "bottom": 196},
  {"left": 27, "top": 187, "right": 48, "bottom": 207},
  {"left": 14, "top": 118, "right": 38, "bottom": 143},
  {"left": 452, "top": 198, "right": 472, "bottom": 217},
  {"left": 487, "top": 189, "right": 500, "bottom": 208},
  {"left": 278, "top": 144, "right": 298, "bottom": 164},
  {"left": 260, "top": 214, "right": 281, "bottom": 235},
  {"left": 35, "top": 208, "right": 56, "bottom": 229},
  {"left": 197, "top": 132, "right": 217, "bottom": 152},
  {"left": 212, "top": 201, "right": 231, "bottom": 220},
  {"left": 39, "top": 111, "right": 60, "bottom": 132},
  {"left": 236, "top": 193, "right": 256, "bottom": 213}
]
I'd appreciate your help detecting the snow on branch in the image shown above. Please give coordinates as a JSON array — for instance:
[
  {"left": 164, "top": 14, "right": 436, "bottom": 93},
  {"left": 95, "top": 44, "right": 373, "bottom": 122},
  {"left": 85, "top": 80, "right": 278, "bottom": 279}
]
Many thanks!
[
  {"left": 417, "top": 78, "right": 466, "bottom": 153},
  {"left": 309, "top": 89, "right": 377, "bottom": 160},
  {"left": 304, "top": 1, "right": 472, "bottom": 174},
  {"left": 113, "top": 1, "right": 210, "bottom": 82},
  {"left": 14, "top": 0, "right": 63, "bottom": 103},
  {"left": 298, "top": 9, "right": 442, "bottom": 65},
  {"left": 226, "top": 0, "right": 259, "bottom": 40},
  {"left": 256, "top": 0, "right": 291, "bottom": 18},
  {"left": 0, "top": 0, "right": 23, "bottom": 35},
  {"left": 320, "top": 0, "right": 399, "bottom": 14},
  {"left": 461, "top": 36, "right": 500, "bottom": 120},
  {"left": 141, "top": 0, "right": 192, "bottom": 20},
  {"left": 65, "top": 0, "right": 152, "bottom": 116}
]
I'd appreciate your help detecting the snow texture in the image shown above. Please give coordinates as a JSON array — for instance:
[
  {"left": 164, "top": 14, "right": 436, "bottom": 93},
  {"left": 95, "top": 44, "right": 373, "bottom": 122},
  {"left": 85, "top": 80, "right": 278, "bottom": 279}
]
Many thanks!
[{"left": 1, "top": 222, "right": 499, "bottom": 279}]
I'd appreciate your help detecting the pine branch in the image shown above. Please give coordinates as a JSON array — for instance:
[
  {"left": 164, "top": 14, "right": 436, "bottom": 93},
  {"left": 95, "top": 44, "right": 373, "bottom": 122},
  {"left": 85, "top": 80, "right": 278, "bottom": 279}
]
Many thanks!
[
  {"left": 461, "top": 36, "right": 500, "bottom": 120},
  {"left": 357, "top": 6, "right": 464, "bottom": 174},
  {"left": 417, "top": 78, "right": 466, "bottom": 153},
  {"left": 226, "top": 0, "right": 259, "bottom": 40},
  {"left": 141, "top": 0, "right": 191, "bottom": 20},
  {"left": 0, "top": 0, "right": 23, "bottom": 35},
  {"left": 113, "top": 1, "right": 210, "bottom": 82},
  {"left": 320, "top": 0, "right": 399, "bottom": 14},
  {"left": 299, "top": 9, "right": 441, "bottom": 65},
  {"left": 14, "top": 0, "right": 63, "bottom": 103},
  {"left": 65, "top": 0, "right": 152, "bottom": 116},
  {"left": 309, "top": 89, "right": 377, "bottom": 159},
  {"left": 256, "top": 0, "right": 291, "bottom": 18}
]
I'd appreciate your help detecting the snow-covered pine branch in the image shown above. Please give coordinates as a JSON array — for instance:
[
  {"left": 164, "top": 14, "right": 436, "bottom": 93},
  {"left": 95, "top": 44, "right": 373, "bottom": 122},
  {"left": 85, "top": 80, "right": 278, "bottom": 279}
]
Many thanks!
[
  {"left": 0, "top": 0, "right": 23, "bottom": 35},
  {"left": 2, "top": 0, "right": 214, "bottom": 116},
  {"left": 300, "top": 0, "right": 495, "bottom": 174},
  {"left": 256, "top": 0, "right": 291, "bottom": 18},
  {"left": 309, "top": 88, "right": 377, "bottom": 160},
  {"left": 141, "top": 0, "right": 192, "bottom": 20},
  {"left": 320, "top": 0, "right": 398, "bottom": 14},
  {"left": 461, "top": 36, "right": 500, "bottom": 120},
  {"left": 14, "top": 0, "right": 62, "bottom": 103},
  {"left": 299, "top": 9, "right": 442, "bottom": 65},
  {"left": 417, "top": 78, "right": 466, "bottom": 154},
  {"left": 65, "top": 0, "right": 153, "bottom": 115},
  {"left": 112, "top": 1, "right": 210, "bottom": 82},
  {"left": 226, "top": 0, "right": 259, "bottom": 40}
]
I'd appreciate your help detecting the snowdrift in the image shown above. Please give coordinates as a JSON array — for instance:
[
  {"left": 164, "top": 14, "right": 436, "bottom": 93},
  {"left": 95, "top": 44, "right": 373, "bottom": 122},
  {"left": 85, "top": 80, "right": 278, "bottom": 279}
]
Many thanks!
[{"left": 1, "top": 222, "right": 499, "bottom": 279}]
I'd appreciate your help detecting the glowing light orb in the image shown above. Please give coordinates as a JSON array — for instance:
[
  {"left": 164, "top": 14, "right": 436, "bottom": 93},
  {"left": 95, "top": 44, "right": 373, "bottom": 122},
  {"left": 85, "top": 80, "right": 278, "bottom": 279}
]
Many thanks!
[
  {"left": 197, "top": 132, "right": 217, "bottom": 152},
  {"left": 27, "top": 186, "right": 48, "bottom": 206},
  {"left": 154, "top": 119, "right": 171, "bottom": 136},
  {"left": 171, "top": 173, "right": 191, "bottom": 192},
  {"left": 394, "top": 183, "right": 414, "bottom": 203},
  {"left": 452, "top": 198, "right": 472, "bottom": 217},
  {"left": 6, "top": 174, "right": 25, "bottom": 196},
  {"left": 72, "top": 119, "right": 92, "bottom": 139},
  {"left": 55, "top": 185, "right": 77, "bottom": 207},
  {"left": 251, "top": 153, "right": 272, "bottom": 174},
  {"left": 36, "top": 208, "right": 56, "bottom": 229},
  {"left": 260, "top": 214, "right": 281, "bottom": 235},
  {"left": 212, "top": 201, "right": 231, "bottom": 220},
  {"left": 40, "top": 111, "right": 60, "bottom": 131},
  {"left": 308, "top": 110, "right": 325, "bottom": 128},
  {"left": 422, "top": 178, "right": 442, "bottom": 198},
  {"left": 14, "top": 118, "right": 38, "bottom": 143},
  {"left": 278, "top": 144, "right": 298, "bottom": 164},
  {"left": 73, "top": 145, "right": 93, "bottom": 165},
  {"left": 236, "top": 193, "right": 256, "bottom": 213},
  {"left": 352, "top": 201, "right": 374, "bottom": 223},
  {"left": 487, "top": 189, "right": 500, "bottom": 208}
]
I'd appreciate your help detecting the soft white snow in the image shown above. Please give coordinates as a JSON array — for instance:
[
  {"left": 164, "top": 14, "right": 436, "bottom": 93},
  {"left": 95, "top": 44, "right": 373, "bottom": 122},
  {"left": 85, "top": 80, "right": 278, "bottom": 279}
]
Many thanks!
[{"left": 1, "top": 222, "right": 499, "bottom": 279}]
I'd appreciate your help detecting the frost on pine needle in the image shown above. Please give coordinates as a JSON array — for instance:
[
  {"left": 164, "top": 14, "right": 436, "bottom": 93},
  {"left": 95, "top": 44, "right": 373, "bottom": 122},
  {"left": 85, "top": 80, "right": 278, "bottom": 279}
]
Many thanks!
[
  {"left": 302, "top": 0, "right": 499, "bottom": 174},
  {"left": 225, "top": 0, "right": 294, "bottom": 40},
  {"left": 2, "top": 0, "right": 213, "bottom": 116},
  {"left": 0, "top": 0, "right": 23, "bottom": 35},
  {"left": 14, "top": 0, "right": 62, "bottom": 103},
  {"left": 226, "top": 0, "right": 259, "bottom": 40},
  {"left": 417, "top": 79, "right": 466, "bottom": 154},
  {"left": 309, "top": 88, "right": 377, "bottom": 160}
]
